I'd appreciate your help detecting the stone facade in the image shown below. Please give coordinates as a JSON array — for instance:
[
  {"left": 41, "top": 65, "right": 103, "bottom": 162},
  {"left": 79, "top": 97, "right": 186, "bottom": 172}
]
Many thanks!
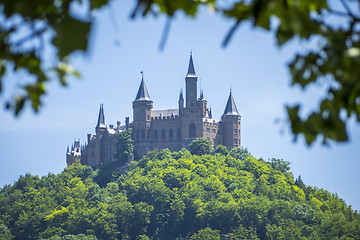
[{"left": 66, "top": 54, "right": 241, "bottom": 167}]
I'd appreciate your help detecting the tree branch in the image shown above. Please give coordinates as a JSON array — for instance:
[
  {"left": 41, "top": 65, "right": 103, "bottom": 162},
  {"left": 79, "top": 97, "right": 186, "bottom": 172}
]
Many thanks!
[
  {"left": 340, "top": 0, "right": 360, "bottom": 21},
  {"left": 12, "top": 26, "right": 48, "bottom": 48}
]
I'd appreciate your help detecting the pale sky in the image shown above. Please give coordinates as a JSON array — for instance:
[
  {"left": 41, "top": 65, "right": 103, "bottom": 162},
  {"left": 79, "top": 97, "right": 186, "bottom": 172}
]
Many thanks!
[{"left": 1, "top": 1, "right": 359, "bottom": 210}]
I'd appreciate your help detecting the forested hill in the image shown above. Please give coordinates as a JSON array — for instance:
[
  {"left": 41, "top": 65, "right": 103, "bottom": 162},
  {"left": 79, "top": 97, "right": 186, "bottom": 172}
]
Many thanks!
[{"left": 1, "top": 148, "right": 359, "bottom": 240}]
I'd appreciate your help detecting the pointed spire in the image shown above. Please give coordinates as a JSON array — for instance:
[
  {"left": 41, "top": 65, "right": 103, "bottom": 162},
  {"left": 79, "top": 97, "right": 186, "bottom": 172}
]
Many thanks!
[
  {"left": 97, "top": 104, "right": 106, "bottom": 128},
  {"left": 134, "top": 71, "right": 151, "bottom": 101},
  {"left": 223, "top": 89, "right": 240, "bottom": 116},
  {"left": 187, "top": 52, "right": 196, "bottom": 76},
  {"left": 66, "top": 146, "right": 69, "bottom": 153},
  {"left": 200, "top": 89, "right": 204, "bottom": 99},
  {"left": 209, "top": 107, "right": 212, "bottom": 117},
  {"left": 179, "top": 89, "right": 184, "bottom": 100}
]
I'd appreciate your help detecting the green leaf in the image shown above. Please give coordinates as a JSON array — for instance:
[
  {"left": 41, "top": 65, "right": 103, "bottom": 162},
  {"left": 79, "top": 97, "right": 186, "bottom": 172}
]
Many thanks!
[
  {"left": 52, "top": 14, "right": 91, "bottom": 58},
  {"left": 90, "top": 0, "right": 110, "bottom": 9}
]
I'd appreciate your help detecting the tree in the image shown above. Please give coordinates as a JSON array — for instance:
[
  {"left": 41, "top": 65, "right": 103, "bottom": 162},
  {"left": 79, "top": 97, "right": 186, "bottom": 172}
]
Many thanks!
[
  {"left": 0, "top": 224, "right": 13, "bottom": 240},
  {"left": 113, "top": 129, "right": 134, "bottom": 163},
  {"left": 190, "top": 228, "right": 221, "bottom": 240},
  {"left": 189, "top": 138, "right": 212, "bottom": 156},
  {"left": 214, "top": 145, "right": 229, "bottom": 156},
  {"left": 1, "top": 0, "right": 359, "bottom": 145},
  {"left": 230, "top": 147, "right": 252, "bottom": 160}
]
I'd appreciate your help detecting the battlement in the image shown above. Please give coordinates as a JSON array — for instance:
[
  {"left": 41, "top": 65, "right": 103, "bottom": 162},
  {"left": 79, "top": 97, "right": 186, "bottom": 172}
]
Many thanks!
[{"left": 66, "top": 53, "right": 241, "bottom": 166}]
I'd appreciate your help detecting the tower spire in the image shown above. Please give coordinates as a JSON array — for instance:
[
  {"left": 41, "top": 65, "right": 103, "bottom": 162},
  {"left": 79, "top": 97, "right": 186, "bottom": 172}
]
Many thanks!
[
  {"left": 187, "top": 52, "right": 196, "bottom": 76},
  {"left": 179, "top": 89, "right": 184, "bottom": 100},
  {"left": 96, "top": 104, "right": 106, "bottom": 128},
  {"left": 223, "top": 89, "right": 239, "bottom": 116},
  {"left": 134, "top": 71, "right": 151, "bottom": 101}
]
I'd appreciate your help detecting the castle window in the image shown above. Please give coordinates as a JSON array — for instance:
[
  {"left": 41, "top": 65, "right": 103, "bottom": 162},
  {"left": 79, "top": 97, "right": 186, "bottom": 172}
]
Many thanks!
[
  {"left": 234, "top": 128, "right": 237, "bottom": 135},
  {"left": 189, "top": 123, "right": 196, "bottom": 138},
  {"left": 154, "top": 130, "right": 158, "bottom": 142},
  {"left": 177, "top": 128, "right": 181, "bottom": 141},
  {"left": 234, "top": 138, "right": 238, "bottom": 145},
  {"left": 169, "top": 129, "right": 173, "bottom": 142},
  {"left": 161, "top": 129, "right": 166, "bottom": 142},
  {"left": 147, "top": 115, "right": 149, "bottom": 120},
  {"left": 212, "top": 129, "right": 216, "bottom": 133},
  {"left": 206, "top": 128, "right": 210, "bottom": 133}
]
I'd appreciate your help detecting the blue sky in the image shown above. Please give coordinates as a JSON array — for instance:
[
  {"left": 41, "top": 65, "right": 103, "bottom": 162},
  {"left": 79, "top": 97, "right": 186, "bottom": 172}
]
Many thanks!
[{"left": 1, "top": 1, "right": 359, "bottom": 210}]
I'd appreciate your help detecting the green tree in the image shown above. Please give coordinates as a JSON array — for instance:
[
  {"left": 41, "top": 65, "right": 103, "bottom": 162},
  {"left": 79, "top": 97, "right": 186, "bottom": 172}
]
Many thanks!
[
  {"left": 190, "top": 228, "right": 221, "bottom": 240},
  {"left": 230, "top": 147, "right": 252, "bottom": 160},
  {"left": 214, "top": 145, "right": 229, "bottom": 156},
  {"left": 1, "top": 0, "right": 360, "bottom": 145},
  {"left": 0, "top": 224, "right": 13, "bottom": 240},
  {"left": 189, "top": 138, "right": 212, "bottom": 156},
  {"left": 114, "top": 129, "right": 134, "bottom": 163}
]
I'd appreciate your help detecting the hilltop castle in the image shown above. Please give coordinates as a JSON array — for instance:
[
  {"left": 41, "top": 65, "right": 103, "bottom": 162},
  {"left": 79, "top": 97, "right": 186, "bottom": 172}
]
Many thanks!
[{"left": 66, "top": 54, "right": 241, "bottom": 167}]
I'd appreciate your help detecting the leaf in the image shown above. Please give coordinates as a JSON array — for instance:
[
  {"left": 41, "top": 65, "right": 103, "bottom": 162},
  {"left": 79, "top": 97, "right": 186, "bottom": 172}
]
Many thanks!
[
  {"left": 52, "top": 14, "right": 91, "bottom": 58},
  {"left": 90, "top": 0, "right": 110, "bottom": 9}
]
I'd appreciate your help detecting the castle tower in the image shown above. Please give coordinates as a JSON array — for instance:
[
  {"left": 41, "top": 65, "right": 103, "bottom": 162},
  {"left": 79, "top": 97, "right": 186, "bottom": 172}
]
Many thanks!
[
  {"left": 133, "top": 72, "right": 153, "bottom": 156},
  {"left": 95, "top": 104, "right": 107, "bottom": 136},
  {"left": 221, "top": 90, "right": 241, "bottom": 150},
  {"left": 179, "top": 89, "right": 184, "bottom": 111},
  {"left": 94, "top": 104, "right": 108, "bottom": 164},
  {"left": 180, "top": 53, "right": 203, "bottom": 147},
  {"left": 185, "top": 53, "right": 198, "bottom": 109}
]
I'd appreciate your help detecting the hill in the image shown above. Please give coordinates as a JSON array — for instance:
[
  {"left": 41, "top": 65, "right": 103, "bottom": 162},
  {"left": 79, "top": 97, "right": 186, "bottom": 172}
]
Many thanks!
[{"left": 1, "top": 148, "right": 359, "bottom": 239}]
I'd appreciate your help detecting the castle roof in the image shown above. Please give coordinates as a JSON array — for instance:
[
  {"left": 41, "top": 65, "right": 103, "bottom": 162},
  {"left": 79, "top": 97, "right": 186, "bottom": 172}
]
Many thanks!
[
  {"left": 134, "top": 74, "right": 151, "bottom": 101},
  {"left": 152, "top": 109, "right": 179, "bottom": 118},
  {"left": 96, "top": 104, "right": 106, "bottom": 128},
  {"left": 179, "top": 89, "right": 184, "bottom": 100},
  {"left": 223, "top": 90, "right": 240, "bottom": 116},
  {"left": 186, "top": 52, "right": 196, "bottom": 77}
]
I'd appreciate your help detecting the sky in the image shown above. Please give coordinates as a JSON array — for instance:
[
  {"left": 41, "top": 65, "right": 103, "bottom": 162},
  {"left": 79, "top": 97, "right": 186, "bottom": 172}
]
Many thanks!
[{"left": 1, "top": 1, "right": 359, "bottom": 210}]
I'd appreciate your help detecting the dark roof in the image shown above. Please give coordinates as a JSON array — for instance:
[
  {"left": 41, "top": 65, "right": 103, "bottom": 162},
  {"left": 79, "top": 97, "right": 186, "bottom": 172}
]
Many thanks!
[
  {"left": 152, "top": 109, "right": 179, "bottom": 118},
  {"left": 134, "top": 77, "right": 151, "bottom": 101},
  {"left": 179, "top": 89, "right": 184, "bottom": 100},
  {"left": 223, "top": 90, "right": 240, "bottom": 116},
  {"left": 187, "top": 53, "right": 196, "bottom": 76},
  {"left": 97, "top": 104, "right": 106, "bottom": 128}
]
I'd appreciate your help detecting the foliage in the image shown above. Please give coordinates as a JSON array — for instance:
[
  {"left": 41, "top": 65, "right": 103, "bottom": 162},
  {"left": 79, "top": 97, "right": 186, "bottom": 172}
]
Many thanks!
[
  {"left": 230, "top": 146, "right": 252, "bottom": 160},
  {"left": 0, "top": 224, "right": 13, "bottom": 240},
  {"left": 214, "top": 145, "right": 229, "bottom": 156},
  {"left": 189, "top": 138, "right": 212, "bottom": 156},
  {"left": 2, "top": 0, "right": 359, "bottom": 145},
  {"left": 1, "top": 150, "right": 360, "bottom": 239},
  {"left": 114, "top": 129, "right": 134, "bottom": 163},
  {"left": 0, "top": 0, "right": 109, "bottom": 115}
]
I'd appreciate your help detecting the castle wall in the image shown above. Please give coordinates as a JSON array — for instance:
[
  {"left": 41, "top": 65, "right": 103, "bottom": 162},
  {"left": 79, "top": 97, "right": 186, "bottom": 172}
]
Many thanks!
[{"left": 66, "top": 54, "right": 242, "bottom": 167}]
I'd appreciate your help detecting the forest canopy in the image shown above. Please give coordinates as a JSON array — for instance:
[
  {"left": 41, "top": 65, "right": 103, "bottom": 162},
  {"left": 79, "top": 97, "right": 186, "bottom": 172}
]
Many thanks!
[{"left": 1, "top": 148, "right": 359, "bottom": 239}]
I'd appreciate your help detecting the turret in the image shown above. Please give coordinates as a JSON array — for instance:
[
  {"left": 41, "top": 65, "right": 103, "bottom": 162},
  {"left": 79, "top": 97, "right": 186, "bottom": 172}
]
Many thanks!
[
  {"left": 221, "top": 89, "right": 241, "bottom": 150},
  {"left": 179, "top": 89, "right": 184, "bottom": 110},
  {"left": 185, "top": 52, "right": 198, "bottom": 109},
  {"left": 133, "top": 72, "right": 153, "bottom": 143},
  {"left": 95, "top": 104, "right": 107, "bottom": 135}
]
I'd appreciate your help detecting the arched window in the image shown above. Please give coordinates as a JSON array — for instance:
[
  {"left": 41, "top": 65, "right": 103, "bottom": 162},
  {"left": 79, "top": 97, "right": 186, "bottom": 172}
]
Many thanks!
[
  {"left": 161, "top": 129, "right": 166, "bottom": 142},
  {"left": 169, "top": 129, "right": 173, "bottom": 142},
  {"left": 177, "top": 128, "right": 181, "bottom": 141},
  {"left": 154, "top": 129, "right": 158, "bottom": 142},
  {"left": 189, "top": 123, "right": 196, "bottom": 138}
]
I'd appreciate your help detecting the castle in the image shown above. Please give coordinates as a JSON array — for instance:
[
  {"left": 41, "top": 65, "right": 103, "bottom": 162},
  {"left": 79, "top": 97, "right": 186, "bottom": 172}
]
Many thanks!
[{"left": 66, "top": 54, "right": 241, "bottom": 167}]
